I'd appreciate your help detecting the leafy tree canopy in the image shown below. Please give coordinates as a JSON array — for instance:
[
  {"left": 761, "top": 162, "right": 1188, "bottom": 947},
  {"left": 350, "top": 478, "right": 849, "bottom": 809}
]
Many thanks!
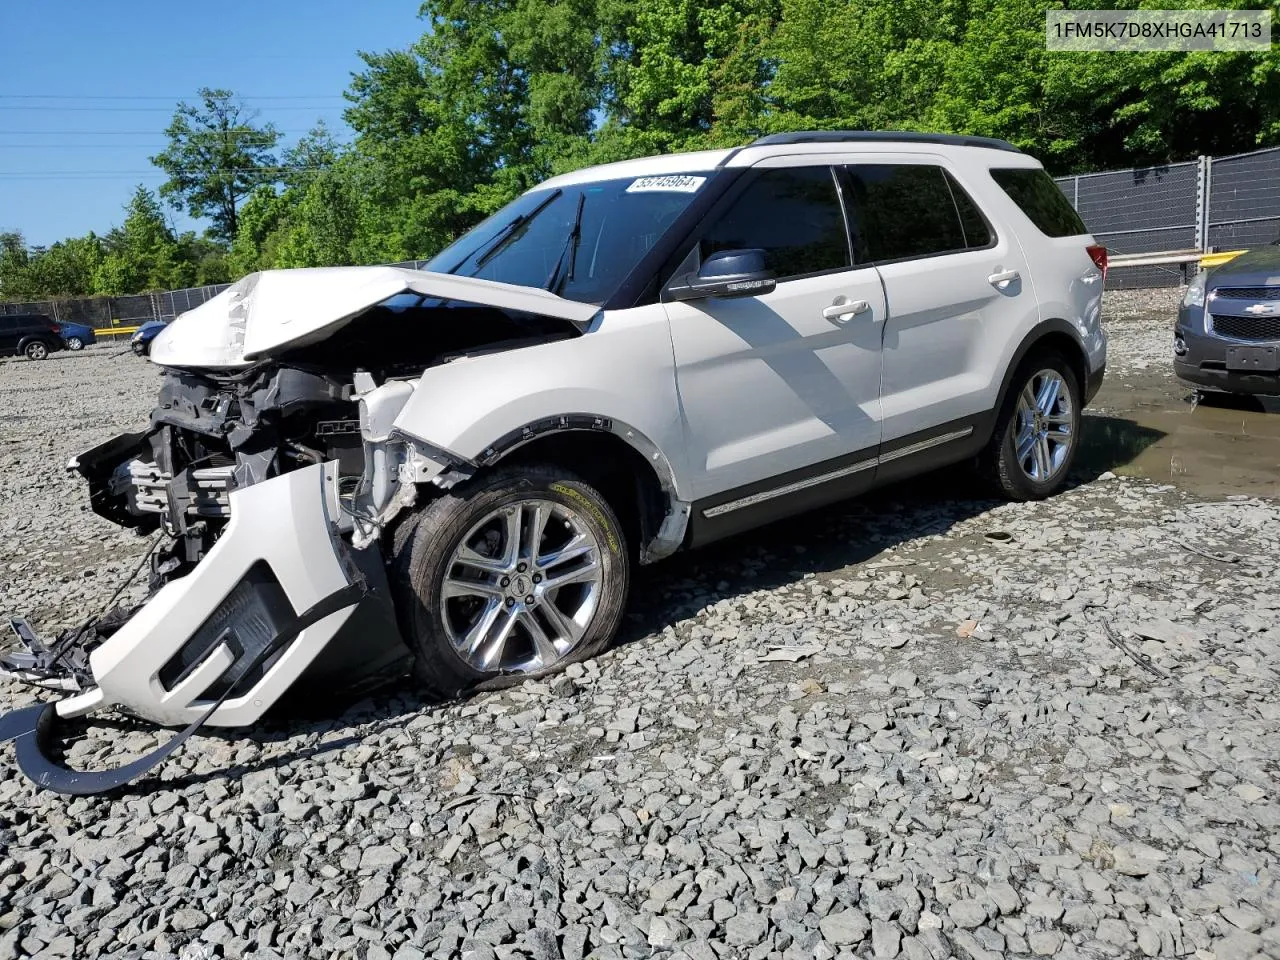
[
  {"left": 151, "top": 88, "right": 282, "bottom": 242},
  {"left": 5, "top": 0, "right": 1278, "bottom": 301}
]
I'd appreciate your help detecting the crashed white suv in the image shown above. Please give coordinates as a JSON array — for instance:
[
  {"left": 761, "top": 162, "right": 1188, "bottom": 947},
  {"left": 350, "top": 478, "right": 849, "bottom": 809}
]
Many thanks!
[{"left": 2, "top": 131, "right": 1106, "bottom": 792}]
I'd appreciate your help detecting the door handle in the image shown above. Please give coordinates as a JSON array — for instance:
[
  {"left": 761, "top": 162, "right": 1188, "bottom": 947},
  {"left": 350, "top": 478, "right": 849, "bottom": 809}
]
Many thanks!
[
  {"left": 822, "top": 298, "right": 871, "bottom": 321},
  {"left": 988, "top": 269, "right": 1020, "bottom": 288}
]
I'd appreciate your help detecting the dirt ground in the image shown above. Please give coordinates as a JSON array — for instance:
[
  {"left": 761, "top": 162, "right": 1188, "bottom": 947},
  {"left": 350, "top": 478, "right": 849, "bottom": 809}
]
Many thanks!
[{"left": 1078, "top": 293, "right": 1280, "bottom": 500}]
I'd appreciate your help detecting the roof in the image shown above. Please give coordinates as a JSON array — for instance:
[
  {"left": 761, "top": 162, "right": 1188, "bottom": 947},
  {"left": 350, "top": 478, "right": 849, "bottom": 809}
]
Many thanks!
[
  {"left": 531, "top": 131, "right": 1027, "bottom": 191},
  {"left": 750, "top": 131, "right": 1021, "bottom": 153}
]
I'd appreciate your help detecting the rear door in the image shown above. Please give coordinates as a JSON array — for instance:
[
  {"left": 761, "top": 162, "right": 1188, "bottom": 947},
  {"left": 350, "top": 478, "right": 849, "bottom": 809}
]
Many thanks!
[
  {"left": 841, "top": 159, "right": 1038, "bottom": 448},
  {"left": 662, "top": 163, "right": 885, "bottom": 524}
]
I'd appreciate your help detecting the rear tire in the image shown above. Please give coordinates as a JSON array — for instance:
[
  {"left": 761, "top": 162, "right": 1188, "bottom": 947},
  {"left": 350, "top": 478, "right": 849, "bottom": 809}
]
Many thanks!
[
  {"left": 66, "top": 337, "right": 84, "bottom": 351},
  {"left": 24, "top": 341, "right": 48, "bottom": 361},
  {"left": 390, "top": 464, "right": 631, "bottom": 700},
  {"left": 980, "top": 351, "right": 1081, "bottom": 500}
]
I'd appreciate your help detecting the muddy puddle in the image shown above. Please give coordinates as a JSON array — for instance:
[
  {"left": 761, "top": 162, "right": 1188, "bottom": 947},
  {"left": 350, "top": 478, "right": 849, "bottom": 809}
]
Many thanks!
[{"left": 1080, "top": 371, "right": 1280, "bottom": 498}]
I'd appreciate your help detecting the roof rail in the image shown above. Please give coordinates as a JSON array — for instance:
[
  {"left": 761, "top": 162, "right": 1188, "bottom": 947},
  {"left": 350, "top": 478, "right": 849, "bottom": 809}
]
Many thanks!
[{"left": 750, "top": 131, "right": 1022, "bottom": 154}]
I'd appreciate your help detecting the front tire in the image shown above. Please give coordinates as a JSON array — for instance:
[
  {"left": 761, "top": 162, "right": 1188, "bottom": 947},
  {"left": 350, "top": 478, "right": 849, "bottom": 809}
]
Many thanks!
[
  {"left": 980, "top": 351, "right": 1081, "bottom": 500},
  {"left": 24, "top": 341, "right": 48, "bottom": 361},
  {"left": 65, "top": 337, "right": 84, "bottom": 351},
  {"left": 132, "top": 340, "right": 148, "bottom": 357},
  {"left": 391, "top": 464, "right": 631, "bottom": 700}
]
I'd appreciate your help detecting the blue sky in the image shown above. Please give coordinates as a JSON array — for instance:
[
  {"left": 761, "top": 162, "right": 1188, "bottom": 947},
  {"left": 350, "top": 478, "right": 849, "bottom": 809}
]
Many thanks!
[{"left": 0, "top": 1, "right": 425, "bottom": 246}]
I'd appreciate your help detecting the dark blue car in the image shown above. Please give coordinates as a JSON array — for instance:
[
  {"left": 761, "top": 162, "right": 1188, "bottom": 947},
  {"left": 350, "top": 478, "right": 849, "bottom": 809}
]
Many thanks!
[
  {"left": 1176, "top": 240, "right": 1280, "bottom": 396},
  {"left": 59, "top": 321, "right": 97, "bottom": 351},
  {"left": 130, "top": 320, "right": 168, "bottom": 357}
]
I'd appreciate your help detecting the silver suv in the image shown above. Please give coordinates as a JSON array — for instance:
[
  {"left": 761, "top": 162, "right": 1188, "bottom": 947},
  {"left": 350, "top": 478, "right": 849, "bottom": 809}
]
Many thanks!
[{"left": 2, "top": 132, "right": 1107, "bottom": 792}]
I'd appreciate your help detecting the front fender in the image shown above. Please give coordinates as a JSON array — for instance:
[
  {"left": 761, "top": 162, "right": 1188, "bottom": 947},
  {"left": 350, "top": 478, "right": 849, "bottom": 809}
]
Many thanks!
[{"left": 392, "top": 308, "right": 691, "bottom": 500}]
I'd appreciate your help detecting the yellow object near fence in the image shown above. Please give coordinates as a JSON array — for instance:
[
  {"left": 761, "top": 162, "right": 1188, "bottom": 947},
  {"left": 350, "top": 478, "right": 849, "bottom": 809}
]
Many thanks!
[
  {"left": 1199, "top": 250, "right": 1247, "bottom": 268},
  {"left": 92, "top": 325, "right": 142, "bottom": 338}
]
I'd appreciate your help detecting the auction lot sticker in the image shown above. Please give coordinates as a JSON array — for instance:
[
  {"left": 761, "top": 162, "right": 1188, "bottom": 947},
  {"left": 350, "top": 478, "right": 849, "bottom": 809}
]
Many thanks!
[{"left": 626, "top": 175, "right": 707, "bottom": 193}]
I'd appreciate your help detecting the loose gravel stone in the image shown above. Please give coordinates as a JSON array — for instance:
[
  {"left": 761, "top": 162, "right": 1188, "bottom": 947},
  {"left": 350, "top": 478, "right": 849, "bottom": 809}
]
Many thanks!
[
  {"left": 819, "top": 909, "right": 871, "bottom": 946},
  {"left": 1, "top": 301, "right": 1278, "bottom": 958}
]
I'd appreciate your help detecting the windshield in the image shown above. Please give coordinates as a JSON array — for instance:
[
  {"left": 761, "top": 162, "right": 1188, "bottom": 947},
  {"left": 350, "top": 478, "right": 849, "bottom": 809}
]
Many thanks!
[{"left": 423, "top": 173, "right": 717, "bottom": 304}]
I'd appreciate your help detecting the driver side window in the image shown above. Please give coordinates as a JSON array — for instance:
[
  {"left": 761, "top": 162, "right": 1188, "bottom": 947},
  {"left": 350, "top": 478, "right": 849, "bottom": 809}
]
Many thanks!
[{"left": 700, "top": 167, "right": 851, "bottom": 281}]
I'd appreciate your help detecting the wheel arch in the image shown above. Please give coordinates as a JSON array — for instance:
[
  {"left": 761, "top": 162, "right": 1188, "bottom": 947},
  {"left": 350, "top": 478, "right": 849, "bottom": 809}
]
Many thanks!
[
  {"left": 17, "top": 335, "right": 53, "bottom": 354},
  {"left": 993, "top": 319, "right": 1090, "bottom": 433},
  {"left": 469, "top": 416, "right": 690, "bottom": 565}
]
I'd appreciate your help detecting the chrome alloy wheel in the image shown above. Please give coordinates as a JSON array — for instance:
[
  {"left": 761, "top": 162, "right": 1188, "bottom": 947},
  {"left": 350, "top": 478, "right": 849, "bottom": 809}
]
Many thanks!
[
  {"left": 441, "top": 498, "right": 603, "bottom": 673},
  {"left": 1014, "top": 368, "right": 1074, "bottom": 482}
]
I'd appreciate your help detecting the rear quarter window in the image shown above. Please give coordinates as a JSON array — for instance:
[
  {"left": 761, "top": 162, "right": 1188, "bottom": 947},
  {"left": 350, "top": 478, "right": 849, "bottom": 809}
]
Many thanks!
[{"left": 991, "top": 168, "right": 1088, "bottom": 238}]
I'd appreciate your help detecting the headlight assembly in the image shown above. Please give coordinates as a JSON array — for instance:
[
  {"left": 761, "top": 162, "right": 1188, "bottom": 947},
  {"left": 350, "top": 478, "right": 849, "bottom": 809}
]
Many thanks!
[{"left": 1183, "top": 271, "right": 1208, "bottom": 308}]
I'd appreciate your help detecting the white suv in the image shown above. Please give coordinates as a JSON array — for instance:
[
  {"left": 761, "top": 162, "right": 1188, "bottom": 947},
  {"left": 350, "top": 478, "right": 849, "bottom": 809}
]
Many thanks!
[{"left": 2, "top": 132, "right": 1106, "bottom": 790}]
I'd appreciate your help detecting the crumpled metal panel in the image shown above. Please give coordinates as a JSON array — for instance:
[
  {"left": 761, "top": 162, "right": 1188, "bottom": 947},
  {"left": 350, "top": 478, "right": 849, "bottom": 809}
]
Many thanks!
[{"left": 150, "top": 266, "right": 600, "bottom": 369}]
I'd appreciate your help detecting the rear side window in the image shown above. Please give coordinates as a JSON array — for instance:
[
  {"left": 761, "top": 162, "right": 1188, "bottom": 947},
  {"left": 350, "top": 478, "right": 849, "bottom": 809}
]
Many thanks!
[
  {"left": 845, "top": 164, "right": 992, "bottom": 262},
  {"left": 990, "top": 168, "right": 1087, "bottom": 237},
  {"left": 701, "top": 167, "right": 850, "bottom": 280}
]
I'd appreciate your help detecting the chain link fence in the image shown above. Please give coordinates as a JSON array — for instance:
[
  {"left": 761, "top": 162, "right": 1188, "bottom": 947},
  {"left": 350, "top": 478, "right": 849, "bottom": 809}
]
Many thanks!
[
  {"left": 1206, "top": 146, "right": 1280, "bottom": 253},
  {"left": 1055, "top": 145, "right": 1280, "bottom": 289}
]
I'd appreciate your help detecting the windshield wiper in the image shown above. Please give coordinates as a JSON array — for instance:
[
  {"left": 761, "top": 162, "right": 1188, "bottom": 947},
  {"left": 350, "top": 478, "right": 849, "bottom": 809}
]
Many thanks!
[
  {"left": 463, "top": 189, "right": 563, "bottom": 272},
  {"left": 546, "top": 193, "right": 586, "bottom": 295}
]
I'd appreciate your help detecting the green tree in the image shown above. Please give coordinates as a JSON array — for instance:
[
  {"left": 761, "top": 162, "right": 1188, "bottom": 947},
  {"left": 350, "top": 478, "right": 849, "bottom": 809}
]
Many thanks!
[
  {"left": 151, "top": 88, "right": 282, "bottom": 242},
  {"left": 92, "top": 187, "right": 188, "bottom": 295},
  {"left": 27, "top": 235, "right": 105, "bottom": 297},
  {"left": 228, "top": 186, "right": 292, "bottom": 275},
  {"left": 284, "top": 121, "right": 343, "bottom": 188},
  {"left": 0, "top": 232, "right": 38, "bottom": 301}
]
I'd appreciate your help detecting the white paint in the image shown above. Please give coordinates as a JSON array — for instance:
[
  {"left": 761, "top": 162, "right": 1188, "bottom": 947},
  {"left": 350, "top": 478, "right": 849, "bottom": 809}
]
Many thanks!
[
  {"left": 664, "top": 267, "right": 886, "bottom": 500},
  {"left": 87, "top": 463, "right": 358, "bottom": 727}
]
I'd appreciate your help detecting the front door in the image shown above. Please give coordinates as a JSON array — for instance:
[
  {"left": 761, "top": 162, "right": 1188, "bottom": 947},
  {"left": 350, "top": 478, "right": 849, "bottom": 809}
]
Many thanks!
[{"left": 662, "top": 164, "right": 885, "bottom": 534}]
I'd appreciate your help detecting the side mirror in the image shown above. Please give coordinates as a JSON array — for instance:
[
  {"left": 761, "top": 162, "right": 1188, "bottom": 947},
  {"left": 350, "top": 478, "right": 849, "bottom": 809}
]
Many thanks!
[{"left": 665, "top": 248, "right": 776, "bottom": 302}]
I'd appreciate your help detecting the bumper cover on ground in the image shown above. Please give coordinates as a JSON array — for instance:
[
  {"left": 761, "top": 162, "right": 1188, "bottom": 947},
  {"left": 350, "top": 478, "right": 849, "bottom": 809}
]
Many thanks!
[{"left": 0, "top": 461, "right": 389, "bottom": 794}]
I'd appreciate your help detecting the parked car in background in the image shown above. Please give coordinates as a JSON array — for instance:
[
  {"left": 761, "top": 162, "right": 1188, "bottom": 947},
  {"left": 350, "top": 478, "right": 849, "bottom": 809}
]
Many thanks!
[
  {"left": 1176, "top": 243, "right": 1280, "bottom": 396},
  {"left": 59, "top": 321, "right": 96, "bottom": 351},
  {"left": 0, "top": 313, "right": 65, "bottom": 360},
  {"left": 130, "top": 320, "right": 168, "bottom": 356}
]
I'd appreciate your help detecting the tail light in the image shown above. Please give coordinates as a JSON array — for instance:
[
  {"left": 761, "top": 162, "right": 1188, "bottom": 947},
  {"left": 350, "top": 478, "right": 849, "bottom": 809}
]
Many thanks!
[
  {"left": 49, "top": 323, "right": 61, "bottom": 334},
  {"left": 1086, "top": 244, "right": 1108, "bottom": 279}
]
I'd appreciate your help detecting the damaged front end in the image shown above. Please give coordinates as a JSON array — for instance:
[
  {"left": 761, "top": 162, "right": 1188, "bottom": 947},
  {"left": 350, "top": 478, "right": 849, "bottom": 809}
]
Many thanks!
[{"left": 1, "top": 267, "right": 596, "bottom": 795}]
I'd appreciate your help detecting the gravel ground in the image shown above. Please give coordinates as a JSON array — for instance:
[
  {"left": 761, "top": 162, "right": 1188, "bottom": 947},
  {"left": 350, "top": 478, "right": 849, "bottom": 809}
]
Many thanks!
[
  {"left": 2, "top": 296, "right": 1279, "bottom": 960},
  {"left": 1093, "top": 287, "right": 1183, "bottom": 377}
]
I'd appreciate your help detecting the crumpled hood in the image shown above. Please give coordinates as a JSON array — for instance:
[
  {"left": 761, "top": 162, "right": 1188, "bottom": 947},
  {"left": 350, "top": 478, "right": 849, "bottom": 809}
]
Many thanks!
[{"left": 149, "top": 266, "right": 601, "bottom": 369}]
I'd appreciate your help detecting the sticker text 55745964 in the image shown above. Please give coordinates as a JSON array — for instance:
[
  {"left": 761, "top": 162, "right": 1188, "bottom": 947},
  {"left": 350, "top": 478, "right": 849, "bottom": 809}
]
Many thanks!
[{"left": 626, "top": 175, "right": 707, "bottom": 194}]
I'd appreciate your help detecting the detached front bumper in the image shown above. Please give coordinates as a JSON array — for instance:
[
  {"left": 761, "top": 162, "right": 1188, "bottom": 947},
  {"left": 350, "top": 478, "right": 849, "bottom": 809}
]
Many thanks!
[
  {"left": 1, "top": 461, "right": 405, "bottom": 794},
  {"left": 88, "top": 460, "right": 363, "bottom": 727}
]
